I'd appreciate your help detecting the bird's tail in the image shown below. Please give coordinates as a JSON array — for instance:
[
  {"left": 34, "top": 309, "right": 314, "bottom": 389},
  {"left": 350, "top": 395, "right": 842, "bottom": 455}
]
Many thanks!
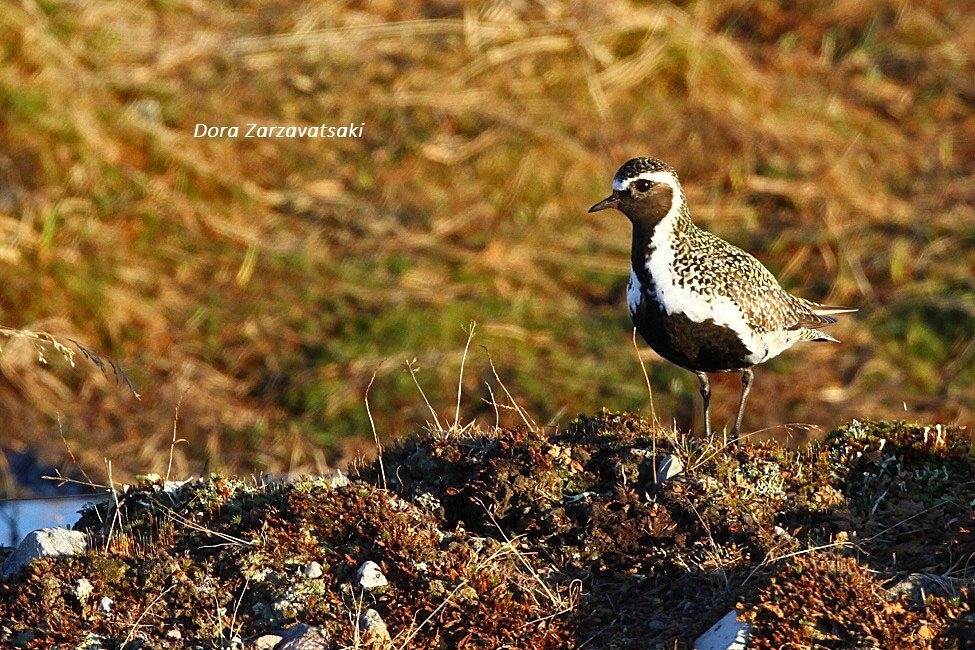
[
  {"left": 790, "top": 297, "right": 857, "bottom": 328},
  {"left": 798, "top": 328, "right": 839, "bottom": 343},
  {"left": 806, "top": 301, "right": 858, "bottom": 317}
]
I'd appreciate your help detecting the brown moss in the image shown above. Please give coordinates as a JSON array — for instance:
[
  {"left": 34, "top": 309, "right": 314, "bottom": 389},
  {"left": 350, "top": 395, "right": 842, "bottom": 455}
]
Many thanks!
[
  {"left": 0, "top": 478, "right": 576, "bottom": 648},
  {"left": 742, "top": 553, "right": 975, "bottom": 649},
  {"left": 357, "top": 414, "right": 975, "bottom": 647},
  {"left": 2, "top": 416, "right": 973, "bottom": 648}
]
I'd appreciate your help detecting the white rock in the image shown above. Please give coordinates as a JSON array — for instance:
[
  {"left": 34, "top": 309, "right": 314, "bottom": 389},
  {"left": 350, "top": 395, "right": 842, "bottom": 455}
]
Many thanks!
[
  {"left": 252, "top": 634, "right": 284, "bottom": 649},
  {"left": 302, "top": 561, "right": 323, "bottom": 579},
  {"left": 73, "top": 577, "right": 94, "bottom": 603},
  {"left": 252, "top": 634, "right": 283, "bottom": 650},
  {"left": 163, "top": 478, "right": 193, "bottom": 493},
  {"left": 165, "top": 628, "right": 182, "bottom": 640},
  {"left": 695, "top": 610, "right": 750, "bottom": 650},
  {"left": 99, "top": 596, "right": 114, "bottom": 613},
  {"left": 656, "top": 454, "right": 684, "bottom": 483},
  {"left": 1, "top": 528, "right": 87, "bottom": 578},
  {"left": 566, "top": 491, "right": 597, "bottom": 503},
  {"left": 357, "top": 560, "right": 388, "bottom": 590},
  {"left": 358, "top": 608, "right": 391, "bottom": 647}
]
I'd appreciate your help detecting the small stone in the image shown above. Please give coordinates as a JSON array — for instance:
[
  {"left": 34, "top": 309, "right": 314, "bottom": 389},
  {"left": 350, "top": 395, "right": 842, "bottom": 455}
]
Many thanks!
[
  {"left": 73, "top": 577, "right": 94, "bottom": 603},
  {"left": 2, "top": 528, "right": 88, "bottom": 578},
  {"left": 357, "top": 561, "right": 388, "bottom": 590},
  {"left": 888, "top": 573, "right": 962, "bottom": 606},
  {"left": 165, "top": 629, "right": 182, "bottom": 640},
  {"left": 695, "top": 610, "right": 750, "bottom": 650},
  {"left": 276, "top": 624, "right": 332, "bottom": 649},
  {"left": 252, "top": 634, "right": 283, "bottom": 649},
  {"left": 163, "top": 478, "right": 192, "bottom": 493},
  {"left": 9, "top": 630, "right": 35, "bottom": 647},
  {"left": 302, "top": 561, "right": 323, "bottom": 579},
  {"left": 358, "top": 608, "right": 391, "bottom": 648},
  {"left": 655, "top": 454, "right": 684, "bottom": 484},
  {"left": 99, "top": 596, "right": 114, "bottom": 613}
]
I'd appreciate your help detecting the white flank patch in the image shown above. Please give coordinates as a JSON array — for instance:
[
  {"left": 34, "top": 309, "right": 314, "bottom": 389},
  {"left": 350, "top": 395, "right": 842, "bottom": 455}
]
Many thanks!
[
  {"left": 617, "top": 169, "right": 808, "bottom": 365},
  {"left": 627, "top": 269, "right": 643, "bottom": 314},
  {"left": 638, "top": 173, "right": 802, "bottom": 365}
]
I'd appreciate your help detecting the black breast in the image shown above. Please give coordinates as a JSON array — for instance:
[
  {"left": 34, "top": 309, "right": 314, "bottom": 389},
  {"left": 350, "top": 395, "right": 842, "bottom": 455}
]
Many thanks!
[{"left": 631, "top": 291, "right": 754, "bottom": 373}]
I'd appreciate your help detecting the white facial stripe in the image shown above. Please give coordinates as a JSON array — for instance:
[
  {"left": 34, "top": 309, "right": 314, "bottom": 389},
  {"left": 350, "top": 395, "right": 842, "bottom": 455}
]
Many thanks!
[{"left": 612, "top": 170, "right": 678, "bottom": 192}]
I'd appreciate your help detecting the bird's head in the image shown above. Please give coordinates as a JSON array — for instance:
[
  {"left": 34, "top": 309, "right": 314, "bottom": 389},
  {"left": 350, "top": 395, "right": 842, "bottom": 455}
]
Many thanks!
[{"left": 588, "top": 156, "right": 683, "bottom": 225}]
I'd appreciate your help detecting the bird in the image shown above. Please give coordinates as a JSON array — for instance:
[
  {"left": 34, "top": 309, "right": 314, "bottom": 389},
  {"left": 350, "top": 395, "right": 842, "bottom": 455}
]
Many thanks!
[{"left": 589, "top": 156, "right": 855, "bottom": 445}]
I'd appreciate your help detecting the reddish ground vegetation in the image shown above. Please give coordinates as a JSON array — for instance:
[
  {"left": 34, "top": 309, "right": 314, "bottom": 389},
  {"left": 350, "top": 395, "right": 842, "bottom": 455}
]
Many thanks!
[
  {"left": 743, "top": 553, "right": 974, "bottom": 649},
  {"left": 0, "top": 414, "right": 973, "bottom": 648},
  {"left": 1, "top": 0, "right": 973, "bottom": 487}
]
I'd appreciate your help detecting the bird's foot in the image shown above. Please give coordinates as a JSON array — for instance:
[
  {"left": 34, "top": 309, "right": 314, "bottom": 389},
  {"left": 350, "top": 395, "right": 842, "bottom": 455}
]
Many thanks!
[{"left": 727, "top": 428, "right": 740, "bottom": 449}]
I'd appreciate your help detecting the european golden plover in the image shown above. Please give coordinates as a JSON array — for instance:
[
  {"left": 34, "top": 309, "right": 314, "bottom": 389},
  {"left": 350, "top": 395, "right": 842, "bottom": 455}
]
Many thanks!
[{"left": 589, "top": 157, "right": 854, "bottom": 445}]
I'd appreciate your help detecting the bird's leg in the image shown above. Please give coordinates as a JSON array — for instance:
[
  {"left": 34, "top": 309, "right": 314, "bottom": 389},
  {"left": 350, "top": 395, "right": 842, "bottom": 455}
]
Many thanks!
[
  {"left": 695, "top": 371, "right": 711, "bottom": 440},
  {"left": 730, "top": 368, "right": 754, "bottom": 446}
]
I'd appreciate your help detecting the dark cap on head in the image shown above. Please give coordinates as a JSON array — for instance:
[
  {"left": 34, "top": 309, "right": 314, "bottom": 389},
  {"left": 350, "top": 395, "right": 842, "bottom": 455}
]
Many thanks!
[{"left": 613, "top": 157, "right": 676, "bottom": 187}]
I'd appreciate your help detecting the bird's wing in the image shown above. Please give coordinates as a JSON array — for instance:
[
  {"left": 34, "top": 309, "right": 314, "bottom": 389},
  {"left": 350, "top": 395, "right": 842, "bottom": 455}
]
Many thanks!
[{"left": 700, "top": 236, "right": 851, "bottom": 333}]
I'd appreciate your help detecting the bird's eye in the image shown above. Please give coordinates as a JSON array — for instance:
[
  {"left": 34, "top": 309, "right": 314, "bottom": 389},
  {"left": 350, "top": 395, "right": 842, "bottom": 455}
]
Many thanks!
[{"left": 634, "top": 179, "right": 653, "bottom": 192}]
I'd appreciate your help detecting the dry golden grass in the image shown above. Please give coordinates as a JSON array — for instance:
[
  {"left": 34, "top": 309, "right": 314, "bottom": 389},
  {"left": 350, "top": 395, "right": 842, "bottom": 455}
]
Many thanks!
[{"left": 0, "top": 0, "right": 972, "bottom": 481}]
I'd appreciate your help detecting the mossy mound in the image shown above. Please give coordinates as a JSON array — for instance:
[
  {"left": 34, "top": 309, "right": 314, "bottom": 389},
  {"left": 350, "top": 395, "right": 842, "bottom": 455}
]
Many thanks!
[
  {"left": 742, "top": 553, "right": 975, "bottom": 649},
  {"left": 816, "top": 420, "right": 975, "bottom": 575},
  {"left": 0, "top": 478, "right": 573, "bottom": 648},
  {"left": 0, "top": 414, "right": 973, "bottom": 648},
  {"left": 361, "top": 413, "right": 975, "bottom": 647}
]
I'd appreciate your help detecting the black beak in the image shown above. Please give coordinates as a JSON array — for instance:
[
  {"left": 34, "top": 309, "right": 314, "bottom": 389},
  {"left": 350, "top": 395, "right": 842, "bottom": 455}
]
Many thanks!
[{"left": 588, "top": 194, "right": 619, "bottom": 213}]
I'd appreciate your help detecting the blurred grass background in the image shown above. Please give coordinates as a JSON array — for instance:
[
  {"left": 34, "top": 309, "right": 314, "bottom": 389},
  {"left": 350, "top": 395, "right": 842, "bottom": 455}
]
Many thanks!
[{"left": 0, "top": 0, "right": 972, "bottom": 484}]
